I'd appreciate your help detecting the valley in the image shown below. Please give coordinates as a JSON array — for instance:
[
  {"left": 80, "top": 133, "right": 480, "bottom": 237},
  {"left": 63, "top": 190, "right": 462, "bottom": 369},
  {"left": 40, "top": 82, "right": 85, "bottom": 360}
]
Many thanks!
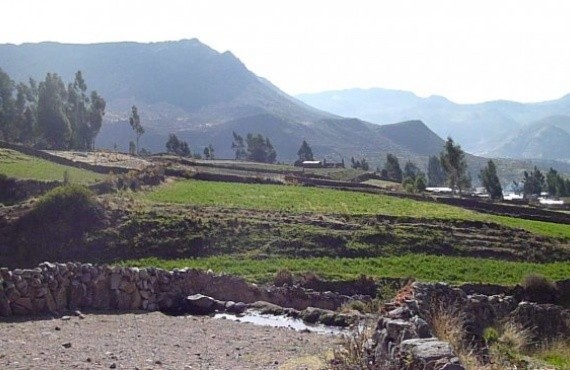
[{"left": 1, "top": 38, "right": 570, "bottom": 369}]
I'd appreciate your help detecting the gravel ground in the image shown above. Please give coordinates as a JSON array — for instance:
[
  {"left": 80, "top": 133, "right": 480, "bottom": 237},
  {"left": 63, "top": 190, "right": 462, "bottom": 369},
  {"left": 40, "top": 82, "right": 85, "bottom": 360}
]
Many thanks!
[{"left": 0, "top": 311, "right": 342, "bottom": 370}]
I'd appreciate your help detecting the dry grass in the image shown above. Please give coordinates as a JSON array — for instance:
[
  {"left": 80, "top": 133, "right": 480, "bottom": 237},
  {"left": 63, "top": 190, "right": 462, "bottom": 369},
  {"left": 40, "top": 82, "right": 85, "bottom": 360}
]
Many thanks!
[
  {"left": 532, "top": 338, "right": 570, "bottom": 369},
  {"left": 425, "top": 300, "right": 480, "bottom": 369},
  {"left": 330, "top": 323, "right": 376, "bottom": 369}
]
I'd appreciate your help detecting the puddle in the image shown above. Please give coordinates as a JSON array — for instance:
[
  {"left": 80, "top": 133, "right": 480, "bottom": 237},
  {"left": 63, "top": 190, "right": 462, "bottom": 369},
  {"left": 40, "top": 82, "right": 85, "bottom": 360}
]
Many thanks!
[{"left": 214, "top": 310, "right": 347, "bottom": 335}]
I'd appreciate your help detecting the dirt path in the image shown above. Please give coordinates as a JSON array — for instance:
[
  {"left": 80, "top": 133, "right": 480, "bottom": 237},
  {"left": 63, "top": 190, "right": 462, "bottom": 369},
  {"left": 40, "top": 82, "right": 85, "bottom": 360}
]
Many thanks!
[{"left": 0, "top": 312, "right": 341, "bottom": 369}]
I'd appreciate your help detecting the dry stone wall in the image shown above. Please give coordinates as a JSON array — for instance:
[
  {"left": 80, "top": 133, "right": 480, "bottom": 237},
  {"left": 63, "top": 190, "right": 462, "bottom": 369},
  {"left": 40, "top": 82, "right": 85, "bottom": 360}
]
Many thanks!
[
  {"left": 0, "top": 262, "right": 351, "bottom": 318},
  {"left": 371, "top": 281, "right": 570, "bottom": 369}
]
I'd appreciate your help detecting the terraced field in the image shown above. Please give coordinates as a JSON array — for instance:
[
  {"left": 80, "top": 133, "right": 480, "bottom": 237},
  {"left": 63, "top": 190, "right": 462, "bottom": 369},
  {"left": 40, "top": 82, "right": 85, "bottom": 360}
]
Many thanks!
[
  {"left": 0, "top": 148, "right": 103, "bottom": 184},
  {"left": 1, "top": 153, "right": 569, "bottom": 285}
]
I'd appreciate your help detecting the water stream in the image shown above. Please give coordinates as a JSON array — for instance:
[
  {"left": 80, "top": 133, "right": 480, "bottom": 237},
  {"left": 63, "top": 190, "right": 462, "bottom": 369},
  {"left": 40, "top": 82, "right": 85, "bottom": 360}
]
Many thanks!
[{"left": 214, "top": 310, "right": 348, "bottom": 335}]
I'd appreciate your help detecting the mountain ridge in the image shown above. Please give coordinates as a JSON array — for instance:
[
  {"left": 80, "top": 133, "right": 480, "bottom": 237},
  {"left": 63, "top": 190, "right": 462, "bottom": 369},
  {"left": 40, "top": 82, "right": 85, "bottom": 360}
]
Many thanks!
[
  {"left": 2, "top": 40, "right": 570, "bottom": 181},
  {"left": 0, "top": 39, "right": 437, "bottom": 164},
  {"left": 297, "top": 87, "right": 570, "bottom": 158}
]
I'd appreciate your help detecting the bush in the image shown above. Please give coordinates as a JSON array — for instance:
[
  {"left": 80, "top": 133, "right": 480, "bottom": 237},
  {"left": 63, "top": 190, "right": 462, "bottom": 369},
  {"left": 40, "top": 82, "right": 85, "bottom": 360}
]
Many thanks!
[
  {"left": 13, "top": 184, "right": 105, "bottom": 265},
  {"left": 273, "top": 268, "right": 294, "bottom": 286},
  {"left": 0, "top": 173, "right": 19, "bottom": 203},
  {"left": 522, "top": 273, "right": 560, "bottom": 304},
  {"left": 483, "top": 327, "right": 499, "bottom": 346}
]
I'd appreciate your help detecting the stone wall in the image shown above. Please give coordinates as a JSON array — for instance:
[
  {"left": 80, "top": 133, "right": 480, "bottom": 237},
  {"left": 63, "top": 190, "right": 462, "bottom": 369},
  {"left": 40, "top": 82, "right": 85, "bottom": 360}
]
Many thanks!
[
  {"left": 370, "top": 282, "right": 570, "bottom": 369},
  {"left": 0, "top": 262, "right": 352, "bottom": 317}
]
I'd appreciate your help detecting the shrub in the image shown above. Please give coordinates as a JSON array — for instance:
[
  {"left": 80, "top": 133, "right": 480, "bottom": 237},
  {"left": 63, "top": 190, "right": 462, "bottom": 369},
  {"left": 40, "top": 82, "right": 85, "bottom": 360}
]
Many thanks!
[
  {"left": 522, "top": 273, "right": 560, "bottom": 304},
  {"left": 273, "top": 268, "right": 294, "bottom": 286},
  {"left": 483, "top": 327, "right": 499, "bottom": 346},
  {"left": 13, "top": 184, "right": 105, "bottom": 265},
  {"left": 0, "top": 173, "right": 20, "bottom": 203}
]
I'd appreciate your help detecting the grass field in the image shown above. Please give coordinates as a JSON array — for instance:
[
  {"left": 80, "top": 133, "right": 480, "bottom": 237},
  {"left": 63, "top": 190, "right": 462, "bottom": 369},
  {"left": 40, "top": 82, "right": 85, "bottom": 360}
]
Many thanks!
[
  {"left": 143, "top": 179, "right": 570, "bottom": 239},
  {"left": 0, "top": 149, "right": 103, "bottom": 184},
  {"left": 120, "top": 254, "right": 570, "bottom": 285}
]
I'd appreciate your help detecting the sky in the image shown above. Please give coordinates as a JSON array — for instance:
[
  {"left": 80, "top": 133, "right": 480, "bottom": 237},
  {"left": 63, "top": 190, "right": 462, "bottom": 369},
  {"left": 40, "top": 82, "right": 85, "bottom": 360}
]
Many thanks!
[{"left": 2, "top": 0, "right": 570, "bottom": 104}]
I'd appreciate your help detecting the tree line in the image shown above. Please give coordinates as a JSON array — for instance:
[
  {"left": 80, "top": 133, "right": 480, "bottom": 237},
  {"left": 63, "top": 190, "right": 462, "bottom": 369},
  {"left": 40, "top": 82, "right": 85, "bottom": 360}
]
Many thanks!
[{"left": 0, "top": 68, "right": 106, "bottom": 150}]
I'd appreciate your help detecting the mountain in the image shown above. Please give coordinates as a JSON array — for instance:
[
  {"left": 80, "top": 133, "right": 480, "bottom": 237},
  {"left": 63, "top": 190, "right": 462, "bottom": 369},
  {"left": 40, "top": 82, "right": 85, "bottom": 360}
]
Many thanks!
[
  {"left": 485, "top": 115, "right": 570, "bottom": 160},
  {"left": 297, "top": 88, "right": 570, "bottom": 158},
  {"left": 0, "top": 40, "right": 442, "bottom": 165}
]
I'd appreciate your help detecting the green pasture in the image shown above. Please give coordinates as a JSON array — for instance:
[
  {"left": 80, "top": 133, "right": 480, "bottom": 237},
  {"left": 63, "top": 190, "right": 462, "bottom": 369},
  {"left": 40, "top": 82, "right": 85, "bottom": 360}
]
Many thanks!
[
  {"left": 143, "top": 179, "right": 570, "bottom": 238},
  {"left": 120, "top": 254, "right": 570, "bottom": 285},
  {"left": 0, "top": 149, "right": 103, "bottom": 184}
]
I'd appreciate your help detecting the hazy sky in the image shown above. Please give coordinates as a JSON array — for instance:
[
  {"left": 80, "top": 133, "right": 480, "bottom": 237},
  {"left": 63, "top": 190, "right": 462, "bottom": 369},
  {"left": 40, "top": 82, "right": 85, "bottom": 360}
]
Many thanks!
[{"left": 2, "top": 0, "right": 569, "bottom": 103}]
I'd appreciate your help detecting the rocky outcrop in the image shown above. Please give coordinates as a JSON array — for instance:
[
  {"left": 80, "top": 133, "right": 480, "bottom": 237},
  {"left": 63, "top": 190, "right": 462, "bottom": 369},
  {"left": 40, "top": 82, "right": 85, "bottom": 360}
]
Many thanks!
[
  {"left": 0, "top": 262, "right": 353, "bottom": 318},
  {"left": 370, "top": 281, "right": 570, "bottom": 369},
  {"left": 372, "top": 303, "right": 464, "bottom": 370}
]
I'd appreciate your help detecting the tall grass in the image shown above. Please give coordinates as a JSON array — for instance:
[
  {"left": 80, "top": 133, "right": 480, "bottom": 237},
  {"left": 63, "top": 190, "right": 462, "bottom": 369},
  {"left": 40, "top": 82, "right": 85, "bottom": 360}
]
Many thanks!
[{"left": 119, "top": 254, "right": 570, "bottom": 285}]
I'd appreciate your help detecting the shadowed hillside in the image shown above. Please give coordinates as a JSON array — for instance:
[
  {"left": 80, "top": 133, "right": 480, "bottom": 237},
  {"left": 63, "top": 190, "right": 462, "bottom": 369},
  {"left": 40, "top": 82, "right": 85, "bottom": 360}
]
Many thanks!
[{"left": 297, "top": 88, "right": 570, "bottom": 160}]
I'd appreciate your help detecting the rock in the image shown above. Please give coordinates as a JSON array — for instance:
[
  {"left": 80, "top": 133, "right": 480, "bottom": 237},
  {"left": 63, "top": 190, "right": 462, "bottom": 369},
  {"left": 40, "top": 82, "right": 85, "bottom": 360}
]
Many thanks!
[
  {"left": 250, "top": 301, "right": 284, "bottom": 315},
  {"left": 299, "top": 306, "right": 353, "bottom": 326},
  {"left": 32, "top": 298, "right": 46, "bottom": 312},
  {"left": 184, "top": 294, "right": 217, "bottom": 315},
  {"left": 509, "top": 302, "right": 570, "bottom": 341},
  {"left": 226, "top": 301, "right": 248, "bottom": 314},
  {"left": 6, "top": 287, "right": 20, "bottom": 302},
  {"left": 0, "top": 291, "right": 12, "bottom": 316},
  {"left": 62, "top": 342, "right": 72, "bottom": 349},
  {"left": 130, "top": 291, "right": 142, "bottom": 310},
  {"left": 386, "top": 306, "right": 410, "bottom": 319},
  {"left": 54, "top": 287, "right": 68, "bottom": 310},
  {"left": 109, "top": 274, "right": 122, "bottom": 290},
  {"left": 119, "top": 281, "right": 136, "bottom": 294},
  {"left": 70, "top": 282, "right": 86, "bottom": 309},
  {"left": 11, "top": 297, "right": 33, "bottom": 315},
  {"left": 410, "top": 315, "right": 432, "bottom": 338},
  {"left": 439, "top": 362, "right": 465, "bottom": 370},
  {"left": 400, "top": 338, "right": 459, "bottom": 370}
]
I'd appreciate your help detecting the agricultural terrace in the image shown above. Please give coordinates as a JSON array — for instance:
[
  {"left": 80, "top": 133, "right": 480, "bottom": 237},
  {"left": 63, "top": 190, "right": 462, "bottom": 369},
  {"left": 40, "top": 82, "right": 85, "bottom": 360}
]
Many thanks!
[
  {"left": 121, "top": 255, "right": 570, "bottom": 285},
  {"left": 143, "top": 179, "right": 570, "bottom": 239},
  {"left": 0, "top": 149, "right": 104, "bottom": 184}
]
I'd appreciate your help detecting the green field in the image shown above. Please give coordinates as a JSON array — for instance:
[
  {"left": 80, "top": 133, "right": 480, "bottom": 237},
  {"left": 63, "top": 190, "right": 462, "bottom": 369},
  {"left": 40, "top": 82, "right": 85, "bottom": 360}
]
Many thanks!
[
  {"left": 143, "top": 179, "right": 570, "bottom": 238},
  {"left": 0, "top": 149, "right": 103, "bottom": 184},
  {"left": 120, "top": 254, "right": 570, "bottom": 285}
]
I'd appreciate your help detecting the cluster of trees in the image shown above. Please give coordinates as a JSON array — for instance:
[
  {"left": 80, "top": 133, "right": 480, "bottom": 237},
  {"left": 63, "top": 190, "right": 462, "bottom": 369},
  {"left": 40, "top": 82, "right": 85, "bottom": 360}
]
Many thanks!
[
  {"left": 379, "top": 138, "right": 471, "bottom": 194},
  {"left": 231, "top": 132, "right": 276, "bottom": 163},
  {"left": 379, "top": 154, "right": 426, "bottom": 192},
  {"left": 518, "top": 167, "right": 570, "bottom": 198},
  {"left": 0, "top": 68, "right": 106, "bottom": 150},
  {"left": 165, "top": 133, "right": 191, "bottom": 157},
  {"left": 350, "top": 157, "right": 370, "bottom": 171},
  {"left": 165, "top": 133, "right": 215, "bottom": 159}
]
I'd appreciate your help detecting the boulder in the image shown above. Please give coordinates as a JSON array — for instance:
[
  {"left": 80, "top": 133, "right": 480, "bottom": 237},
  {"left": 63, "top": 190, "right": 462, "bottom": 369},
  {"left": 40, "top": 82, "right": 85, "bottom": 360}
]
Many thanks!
[
  {"left": 399, "top": 338, "right": 462, "bottom": 370},
  {"left": 11, "top": 297, "right": 34, "bottom": 315},
  {"left": 225, "top": 301, "right": 248, "bottom": 314},
  {"left": 184, "top": 294, "right": 217, "bottom": 315}
]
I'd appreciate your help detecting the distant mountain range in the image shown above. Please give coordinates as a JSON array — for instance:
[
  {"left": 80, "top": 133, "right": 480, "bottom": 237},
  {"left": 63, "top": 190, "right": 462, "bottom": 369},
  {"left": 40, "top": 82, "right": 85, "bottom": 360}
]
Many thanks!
[
  {"left": 297, "top": 88, "right": 570, "bottom": 160},
  {"left": 0, "top": 40, "right": 429, "bottom": 163},
  {"left": 1, "top": 39, "right": 569, "bottom": 182}
]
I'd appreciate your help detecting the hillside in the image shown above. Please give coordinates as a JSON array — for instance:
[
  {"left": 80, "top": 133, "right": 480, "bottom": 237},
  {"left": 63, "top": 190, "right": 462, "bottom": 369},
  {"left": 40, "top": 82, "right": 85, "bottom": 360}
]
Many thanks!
[
  {"left": 485, "top": 115, "right": 570, "bottom": 160},
  {"left": 3, "top": 40, "right": 570, "bottom": 180},
  {"left": 297, "top": 88, "right": 570, "bottom": 159},
  {"left": 0, "top": 40, "right": 436, "bottom": 165}
]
